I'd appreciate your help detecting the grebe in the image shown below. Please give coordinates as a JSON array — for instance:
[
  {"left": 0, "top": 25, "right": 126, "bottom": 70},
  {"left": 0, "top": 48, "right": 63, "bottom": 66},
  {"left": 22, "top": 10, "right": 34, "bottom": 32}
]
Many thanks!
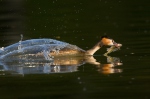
[
  {"left": 47, "top": 36, "right": 120, "bottom": 56},
  {"left": 0, "top": 36, "right": 121, "bottom": 60}
]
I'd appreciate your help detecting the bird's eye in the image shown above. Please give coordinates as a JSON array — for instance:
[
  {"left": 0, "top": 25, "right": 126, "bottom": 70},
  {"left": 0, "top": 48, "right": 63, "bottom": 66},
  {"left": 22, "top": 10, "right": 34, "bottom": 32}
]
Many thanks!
[{"left": 112, "top": 39, "right": 114, "bottom": 43}]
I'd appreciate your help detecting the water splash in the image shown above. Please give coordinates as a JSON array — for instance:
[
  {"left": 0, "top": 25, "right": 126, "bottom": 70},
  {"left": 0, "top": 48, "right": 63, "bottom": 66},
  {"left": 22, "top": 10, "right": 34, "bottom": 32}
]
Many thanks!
[
  {"left": 0, "top": 39, "right": 68, "bottom": 56},
  {"left": 18, "top": 34, "right": 23, "bottom": 51},
  {"left": 0, "top": 38, "right": 84, "bottom": 62},
  {"left": 43, "top": 50, "right": 53, "bottom": 60},
  {"left": 0, "top": 47, "right": 4, "bottom": 51}
]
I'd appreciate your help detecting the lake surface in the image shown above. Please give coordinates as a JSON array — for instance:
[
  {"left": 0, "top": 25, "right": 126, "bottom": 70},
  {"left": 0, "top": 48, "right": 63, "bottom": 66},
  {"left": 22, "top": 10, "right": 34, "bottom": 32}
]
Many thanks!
[{"left": 0, "top": 0, "right": 150, "bottom": 99}]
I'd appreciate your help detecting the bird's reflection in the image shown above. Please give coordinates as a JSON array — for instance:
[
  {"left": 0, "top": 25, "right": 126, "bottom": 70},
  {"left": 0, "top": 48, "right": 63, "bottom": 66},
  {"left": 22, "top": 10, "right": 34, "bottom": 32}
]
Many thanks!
[
  {"left": 97, "top": 55, "right": 123, "bottom": 74},
  {"left": 0, "top": 55, "right": 123, "bottom": 76}
]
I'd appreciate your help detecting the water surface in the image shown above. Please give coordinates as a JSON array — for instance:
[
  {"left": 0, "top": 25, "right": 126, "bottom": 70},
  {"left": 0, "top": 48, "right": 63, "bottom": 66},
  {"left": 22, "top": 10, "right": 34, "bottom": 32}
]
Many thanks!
[{"left": 0, "top": 0, "right": 150, "bottom": 99}]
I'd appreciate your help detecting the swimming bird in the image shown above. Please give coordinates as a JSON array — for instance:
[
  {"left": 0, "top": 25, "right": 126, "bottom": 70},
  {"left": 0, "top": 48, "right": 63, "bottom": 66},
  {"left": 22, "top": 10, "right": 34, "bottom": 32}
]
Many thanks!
[{"left": 0, "top": 36, "right": 120, "bottom": 60}]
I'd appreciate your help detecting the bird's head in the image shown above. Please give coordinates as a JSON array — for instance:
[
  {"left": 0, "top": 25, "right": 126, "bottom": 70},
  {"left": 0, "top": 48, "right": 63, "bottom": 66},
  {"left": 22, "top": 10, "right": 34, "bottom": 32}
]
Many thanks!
[{"left": 100, "top": 36, "right": 121, "bottom": 47}]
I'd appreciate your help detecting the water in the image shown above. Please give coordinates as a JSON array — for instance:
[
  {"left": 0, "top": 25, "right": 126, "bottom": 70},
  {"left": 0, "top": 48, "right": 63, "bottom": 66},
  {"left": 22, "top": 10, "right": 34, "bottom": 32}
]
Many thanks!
[{"left": 0, "top": 0, "right": 150, "bottom": 99}]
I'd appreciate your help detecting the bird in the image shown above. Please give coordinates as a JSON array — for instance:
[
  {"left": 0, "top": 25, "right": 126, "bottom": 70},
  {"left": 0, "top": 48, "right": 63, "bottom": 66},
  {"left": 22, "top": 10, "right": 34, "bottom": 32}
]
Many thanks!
[
  {"left": 51, "top": 36, "right": 119, "bottom": 56},
  {"left": 0, "top": 36, "right": 120, "bottom": 61}
]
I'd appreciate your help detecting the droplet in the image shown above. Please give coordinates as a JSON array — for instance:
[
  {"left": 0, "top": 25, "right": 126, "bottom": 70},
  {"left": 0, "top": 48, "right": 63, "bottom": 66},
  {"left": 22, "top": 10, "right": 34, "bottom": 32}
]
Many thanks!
[
  {"left": 77, "top": 77, "right": 80, "bottom": 80},
  {"left": 83, "top": 87, "right": 86, "bottom": 91},
  {"left": 131, "top": 78, "right": 135, "bottom": 80},
  {"left": 79, "top": 82, "right": 82, "bottom": 84}
]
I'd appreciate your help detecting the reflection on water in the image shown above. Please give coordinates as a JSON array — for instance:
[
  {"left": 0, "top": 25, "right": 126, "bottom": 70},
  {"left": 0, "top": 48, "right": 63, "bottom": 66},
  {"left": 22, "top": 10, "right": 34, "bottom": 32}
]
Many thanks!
[
  {"left": 98, "top": 55, "right": 123, "bottom": 74},
  {"left": 0, "top": 55, "right": 123, "bottom": 76}
]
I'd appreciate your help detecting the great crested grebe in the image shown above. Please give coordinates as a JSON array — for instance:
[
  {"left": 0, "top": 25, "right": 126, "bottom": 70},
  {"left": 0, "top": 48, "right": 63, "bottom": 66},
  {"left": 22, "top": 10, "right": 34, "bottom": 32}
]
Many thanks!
[
  {"left": 50, "top": 36, "right": 121, "bottom": 56},
  {"left": 0, "top": 36, "right": 121, "bottom": 60}
]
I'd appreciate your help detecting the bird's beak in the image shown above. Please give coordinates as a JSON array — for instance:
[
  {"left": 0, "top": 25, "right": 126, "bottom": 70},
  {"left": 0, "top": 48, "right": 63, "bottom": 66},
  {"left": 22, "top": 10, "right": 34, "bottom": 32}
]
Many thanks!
[{"left": 113, "top": 41, "right": 122, "bottom": 48}]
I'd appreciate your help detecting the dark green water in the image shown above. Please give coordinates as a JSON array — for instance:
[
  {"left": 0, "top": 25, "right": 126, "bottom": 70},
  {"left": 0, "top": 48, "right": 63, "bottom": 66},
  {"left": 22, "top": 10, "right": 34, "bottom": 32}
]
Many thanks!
[{"left": 0, "top": 0, "right": 150, "bottom": 99}]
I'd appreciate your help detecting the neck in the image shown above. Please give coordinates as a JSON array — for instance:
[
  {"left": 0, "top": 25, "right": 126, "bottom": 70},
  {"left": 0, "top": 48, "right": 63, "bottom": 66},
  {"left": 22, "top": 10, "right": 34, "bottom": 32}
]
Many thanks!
[{"left": 86, "top": 41, "right": 102, "bottom": 55}]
